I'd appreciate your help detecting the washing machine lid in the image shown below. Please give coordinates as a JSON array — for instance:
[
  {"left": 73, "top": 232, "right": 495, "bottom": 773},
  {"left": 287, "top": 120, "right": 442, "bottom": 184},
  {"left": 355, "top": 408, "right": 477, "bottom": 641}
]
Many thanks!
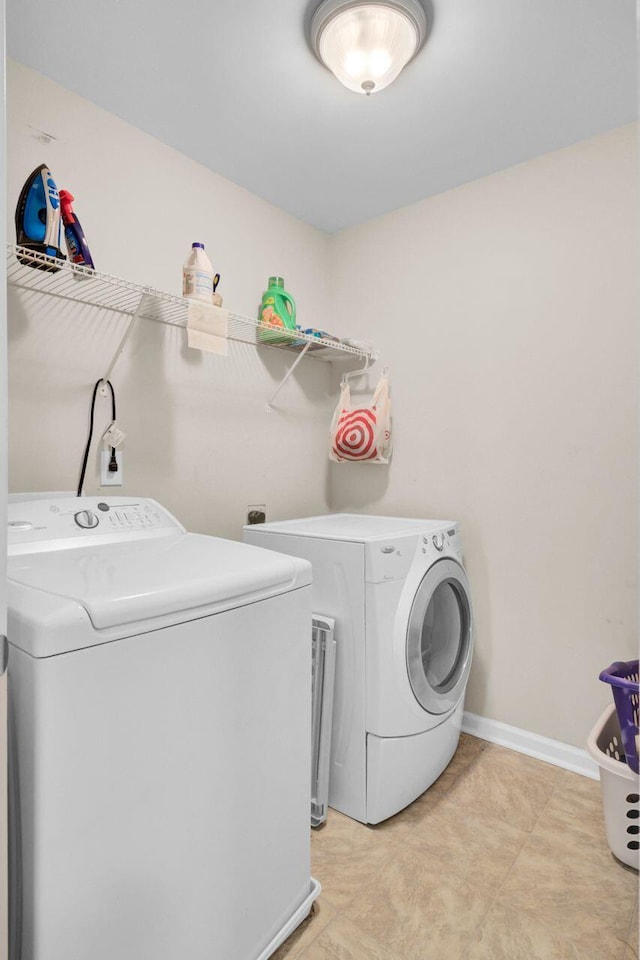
[
  {"left": 8, "top": 533, "right": 309, "bottom": 633},
  {"left": 245, "top": 513, "right": 455, "bottom": 542}
]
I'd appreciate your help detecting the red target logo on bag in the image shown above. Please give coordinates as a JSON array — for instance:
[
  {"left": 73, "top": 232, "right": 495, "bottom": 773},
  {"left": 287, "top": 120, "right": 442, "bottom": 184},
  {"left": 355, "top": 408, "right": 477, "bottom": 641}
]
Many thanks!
[
  {"left": 330, "top": 375, "right": 391, "bottom": 464},
  {"left": 333, "top": 407, "right": 378, "bottom": 460}
]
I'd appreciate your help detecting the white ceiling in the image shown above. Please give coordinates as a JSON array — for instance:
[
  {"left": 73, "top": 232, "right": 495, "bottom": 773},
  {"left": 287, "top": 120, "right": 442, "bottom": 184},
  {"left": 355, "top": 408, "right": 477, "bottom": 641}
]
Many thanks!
[{"left": 7, "top": 0, "right": 638, "bottom": 233}]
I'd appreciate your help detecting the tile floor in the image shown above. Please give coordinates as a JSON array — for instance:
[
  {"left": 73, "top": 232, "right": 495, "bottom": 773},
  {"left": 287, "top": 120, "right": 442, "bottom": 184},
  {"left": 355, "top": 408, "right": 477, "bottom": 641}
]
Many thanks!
[{"left": 274, "top": 735, "right": 639, "bottom": 960}]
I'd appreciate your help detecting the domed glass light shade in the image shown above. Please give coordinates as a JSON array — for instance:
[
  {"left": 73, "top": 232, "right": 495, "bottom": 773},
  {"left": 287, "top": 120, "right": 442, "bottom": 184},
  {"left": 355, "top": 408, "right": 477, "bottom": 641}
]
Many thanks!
[{"left": 311, "top": 0, "right": 427, "bottom": 96}]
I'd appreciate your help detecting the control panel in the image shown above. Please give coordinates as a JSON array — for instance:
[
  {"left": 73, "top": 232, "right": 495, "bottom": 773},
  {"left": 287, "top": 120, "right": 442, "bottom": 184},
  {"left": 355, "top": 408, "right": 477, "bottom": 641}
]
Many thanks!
[
  {"left": 7, "top": 497, "right": 184, "bottom": 554},
  {"left": 418, "top": 526, "right": 460, "bottom": 559}
]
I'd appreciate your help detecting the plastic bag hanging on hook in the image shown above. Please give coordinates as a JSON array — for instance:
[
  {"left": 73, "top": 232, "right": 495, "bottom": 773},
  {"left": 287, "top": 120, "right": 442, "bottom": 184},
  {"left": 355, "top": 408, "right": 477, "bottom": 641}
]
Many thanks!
[{"left": 329, "top": 374, "right": 391, "bottom": 463}]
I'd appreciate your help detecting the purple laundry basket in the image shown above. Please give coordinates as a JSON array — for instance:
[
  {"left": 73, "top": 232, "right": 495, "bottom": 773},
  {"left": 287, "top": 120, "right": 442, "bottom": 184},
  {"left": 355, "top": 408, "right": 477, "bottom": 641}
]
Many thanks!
[{"left": 599, "top": 660, "right": 640, "bottom": 774}]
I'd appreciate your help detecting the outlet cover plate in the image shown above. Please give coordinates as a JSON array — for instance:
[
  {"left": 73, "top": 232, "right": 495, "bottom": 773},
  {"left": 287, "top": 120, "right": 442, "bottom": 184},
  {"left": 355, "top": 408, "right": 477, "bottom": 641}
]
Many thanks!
[{"left": 100, "top": 450, "right": 124, "bottom": 486}]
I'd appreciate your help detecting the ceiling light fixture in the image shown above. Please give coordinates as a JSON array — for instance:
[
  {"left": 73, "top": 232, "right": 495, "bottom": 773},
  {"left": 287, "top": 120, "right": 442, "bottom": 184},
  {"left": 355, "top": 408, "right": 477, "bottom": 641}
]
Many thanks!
[{"left": 311, "top": 0, "right": 428, "bottom": 96}]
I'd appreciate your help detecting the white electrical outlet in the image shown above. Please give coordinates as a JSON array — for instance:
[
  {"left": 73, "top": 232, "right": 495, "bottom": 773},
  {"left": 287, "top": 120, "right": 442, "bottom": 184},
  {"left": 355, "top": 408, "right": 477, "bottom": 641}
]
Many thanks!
[{"left": 100, "top": 450, "right": 124, "bottom": 486}]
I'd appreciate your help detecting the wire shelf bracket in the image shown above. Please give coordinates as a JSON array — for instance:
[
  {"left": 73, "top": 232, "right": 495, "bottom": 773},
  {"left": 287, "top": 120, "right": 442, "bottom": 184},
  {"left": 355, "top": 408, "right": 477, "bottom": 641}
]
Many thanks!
[
  {"left": 100, "top": 294, "right": 150, "bottom": 389},
  {"left": 266, "top": 340, "right": 313, "bottom": 413}
]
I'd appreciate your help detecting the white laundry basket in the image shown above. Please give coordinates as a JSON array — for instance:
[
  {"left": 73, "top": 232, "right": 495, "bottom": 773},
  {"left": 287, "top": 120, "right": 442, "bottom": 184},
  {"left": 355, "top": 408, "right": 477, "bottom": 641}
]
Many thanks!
[{"left": 587, "top": 704, "right": 640, "bottom": 869}]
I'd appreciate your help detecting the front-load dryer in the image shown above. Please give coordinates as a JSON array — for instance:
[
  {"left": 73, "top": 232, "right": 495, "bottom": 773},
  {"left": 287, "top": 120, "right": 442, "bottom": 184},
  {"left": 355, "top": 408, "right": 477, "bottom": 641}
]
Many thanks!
[{"left": 244, "top": 514, "right": 473, "bottom": 824}]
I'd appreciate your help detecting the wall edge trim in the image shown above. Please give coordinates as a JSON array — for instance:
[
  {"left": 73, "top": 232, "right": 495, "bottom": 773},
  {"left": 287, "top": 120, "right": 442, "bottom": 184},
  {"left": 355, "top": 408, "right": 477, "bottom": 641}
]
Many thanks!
[{"left": 462, "top": 711, "right": 599, "bottom": 780}]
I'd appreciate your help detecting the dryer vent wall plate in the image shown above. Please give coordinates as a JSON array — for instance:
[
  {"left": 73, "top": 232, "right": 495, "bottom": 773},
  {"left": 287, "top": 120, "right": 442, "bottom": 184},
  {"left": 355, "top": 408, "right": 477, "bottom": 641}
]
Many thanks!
[
  {"left": 247, "top": 505, "right": 266, "bottom": 525},
  {"left": 100, "top": 450, "right": 123, "bottom": 486}
]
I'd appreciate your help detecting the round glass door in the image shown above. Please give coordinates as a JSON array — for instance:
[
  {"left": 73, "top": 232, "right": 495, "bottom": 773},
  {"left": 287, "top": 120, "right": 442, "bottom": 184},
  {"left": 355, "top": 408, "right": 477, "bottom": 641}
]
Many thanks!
[{"left": 406, "top": 558, "right": 473, "bottom": 715}]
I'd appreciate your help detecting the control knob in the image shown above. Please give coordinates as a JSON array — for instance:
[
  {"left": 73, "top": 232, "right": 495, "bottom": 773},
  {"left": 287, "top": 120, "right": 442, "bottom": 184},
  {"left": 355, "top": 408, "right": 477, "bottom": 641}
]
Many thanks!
[
  {"left": 432, "top": 533, "right": 445, "bottom": 552},
  {"left": 74, "top": 510, "right": 99, "bottom": 529}
]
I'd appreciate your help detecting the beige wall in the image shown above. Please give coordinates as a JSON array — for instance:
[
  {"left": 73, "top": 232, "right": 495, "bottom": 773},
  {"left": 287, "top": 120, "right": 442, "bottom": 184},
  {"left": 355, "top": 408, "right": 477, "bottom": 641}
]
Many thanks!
[
  {"left": 7, "top": 62, "right": 638, "bottom": 749},
  {"left": 328, "top": 126, "right": 639, "bottom": 747},
  {"left": 6, "top": 60, "right": 334, "bottom": 539}
]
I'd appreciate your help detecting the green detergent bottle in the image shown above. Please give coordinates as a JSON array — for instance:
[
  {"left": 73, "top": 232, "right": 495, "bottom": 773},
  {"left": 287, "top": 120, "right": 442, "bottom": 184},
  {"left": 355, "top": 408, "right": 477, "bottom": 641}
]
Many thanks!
[{"left": 258, "top": 276, "right": 297, "bottom": 344}]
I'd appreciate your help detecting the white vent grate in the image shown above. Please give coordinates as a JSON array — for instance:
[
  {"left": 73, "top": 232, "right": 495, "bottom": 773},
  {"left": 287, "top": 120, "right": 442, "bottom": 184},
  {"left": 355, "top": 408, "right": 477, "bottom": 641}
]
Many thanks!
[{"left": 311, "top": 616, "right": 336, "bottom": 828}]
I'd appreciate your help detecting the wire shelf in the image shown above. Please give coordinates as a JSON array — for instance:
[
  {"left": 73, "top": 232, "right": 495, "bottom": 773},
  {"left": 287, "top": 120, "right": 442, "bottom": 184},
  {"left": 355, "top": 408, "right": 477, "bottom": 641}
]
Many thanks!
[{"left": 6, "top": 243, "right": 373, "bottom": 360}]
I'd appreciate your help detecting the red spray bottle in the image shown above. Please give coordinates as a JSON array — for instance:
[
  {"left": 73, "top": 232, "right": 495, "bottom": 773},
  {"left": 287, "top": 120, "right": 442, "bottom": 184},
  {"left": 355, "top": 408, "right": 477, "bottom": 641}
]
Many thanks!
[{"left": 59, "top": 190, "right": 95, "bottom": 270}]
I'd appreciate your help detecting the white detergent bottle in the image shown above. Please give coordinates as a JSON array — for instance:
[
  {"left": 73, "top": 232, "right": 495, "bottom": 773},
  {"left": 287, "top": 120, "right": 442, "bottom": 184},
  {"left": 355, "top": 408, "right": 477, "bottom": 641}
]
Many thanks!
[{"left": 183, "top": 242, "right": 214, "bottom": 302}]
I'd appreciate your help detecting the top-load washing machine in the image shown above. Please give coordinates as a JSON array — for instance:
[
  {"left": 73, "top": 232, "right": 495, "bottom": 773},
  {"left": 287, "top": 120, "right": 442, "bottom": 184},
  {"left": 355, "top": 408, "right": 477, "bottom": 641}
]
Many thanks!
[
  {"left": 7, "top": 496, "right": 319, "bottom": 960},
  {"left": 244, "top": 514, "right": 473, "bottom": 824}
]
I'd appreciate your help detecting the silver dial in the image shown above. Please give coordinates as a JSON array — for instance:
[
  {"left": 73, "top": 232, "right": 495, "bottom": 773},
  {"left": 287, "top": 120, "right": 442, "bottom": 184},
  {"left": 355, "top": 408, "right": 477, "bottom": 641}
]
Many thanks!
[
  {"left": 432, "top": 533, "right": 445, "bottom": 551},
  {"left": 74, "top": 510, "right": 99, "bottom": 529}
]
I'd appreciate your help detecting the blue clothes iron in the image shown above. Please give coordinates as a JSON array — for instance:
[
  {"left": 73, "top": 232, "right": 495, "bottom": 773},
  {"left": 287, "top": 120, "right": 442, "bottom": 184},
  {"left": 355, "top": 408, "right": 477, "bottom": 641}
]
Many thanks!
[{"left": 15, "top": 163, "right": 66, "bottom": 271}]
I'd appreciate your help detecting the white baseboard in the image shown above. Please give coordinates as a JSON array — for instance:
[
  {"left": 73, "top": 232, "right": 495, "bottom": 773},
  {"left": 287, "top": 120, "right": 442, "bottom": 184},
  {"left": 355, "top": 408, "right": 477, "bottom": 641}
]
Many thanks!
[{"left": 462, "top": 711, "right": 599, "bottom": 780}]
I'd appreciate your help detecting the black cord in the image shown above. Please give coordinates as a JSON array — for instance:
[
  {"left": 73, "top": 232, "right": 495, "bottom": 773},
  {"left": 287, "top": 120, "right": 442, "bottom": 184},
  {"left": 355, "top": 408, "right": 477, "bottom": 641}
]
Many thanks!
[{"left": 77, "top": 379, "right": 117, "bottom": 497}]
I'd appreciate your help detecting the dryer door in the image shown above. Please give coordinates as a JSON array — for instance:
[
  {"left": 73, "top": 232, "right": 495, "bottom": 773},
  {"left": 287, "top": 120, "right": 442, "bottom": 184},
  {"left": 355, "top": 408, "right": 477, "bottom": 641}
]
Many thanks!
[{"left": 406, "top": 558, "right": 473, "bottom": 716}]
